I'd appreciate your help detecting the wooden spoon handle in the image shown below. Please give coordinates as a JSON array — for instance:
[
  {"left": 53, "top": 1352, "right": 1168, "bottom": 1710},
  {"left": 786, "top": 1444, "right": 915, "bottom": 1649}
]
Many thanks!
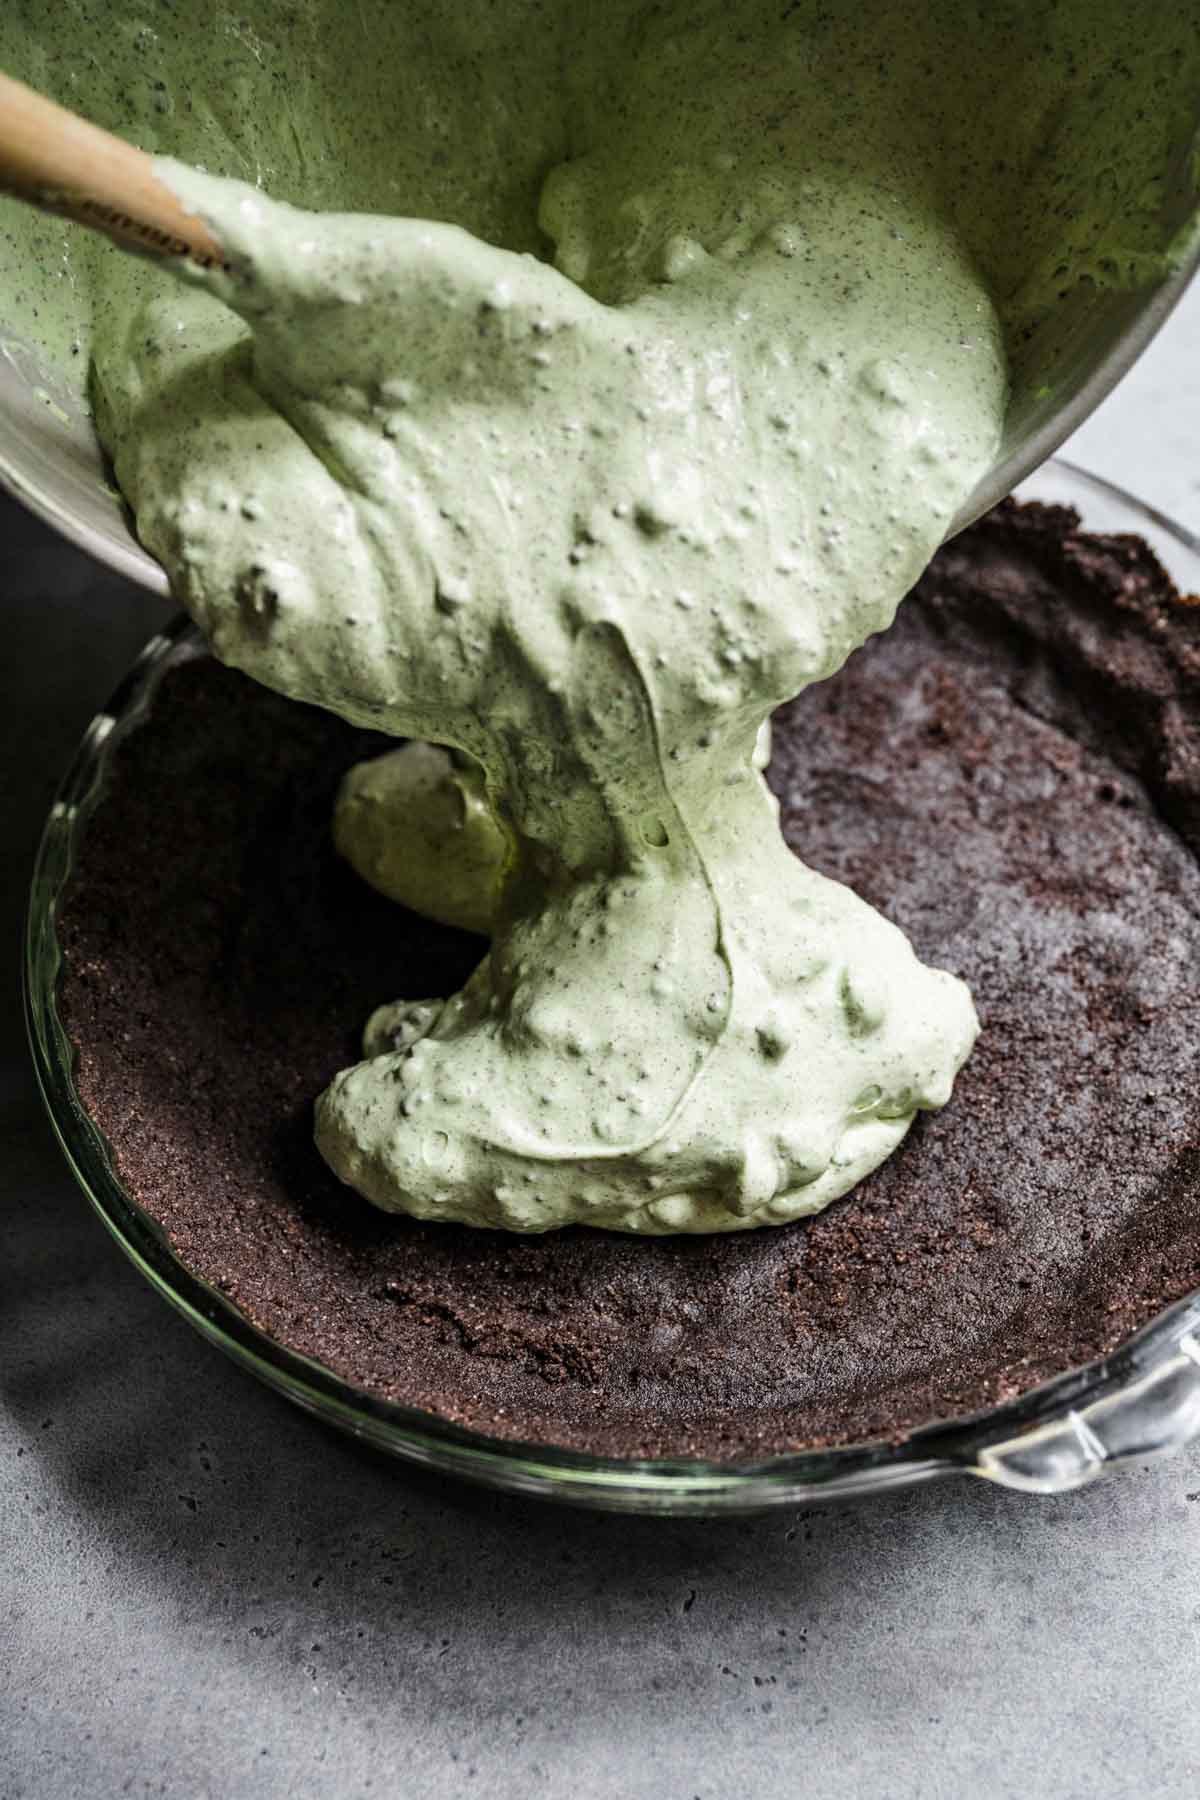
[{"left": 0, "top": 70, "right": 227, "bottom": 269}]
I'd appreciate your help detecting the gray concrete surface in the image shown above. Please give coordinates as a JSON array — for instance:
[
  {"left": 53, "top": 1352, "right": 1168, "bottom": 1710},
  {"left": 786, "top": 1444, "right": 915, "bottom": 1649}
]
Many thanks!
[{"left": 3, "top": 289, "right": 1200, "bottom": 1800}]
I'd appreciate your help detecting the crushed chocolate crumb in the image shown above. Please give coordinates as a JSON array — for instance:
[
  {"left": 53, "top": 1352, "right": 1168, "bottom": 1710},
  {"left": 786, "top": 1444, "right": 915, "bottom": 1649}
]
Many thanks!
[{"left": 56, "top": 500, "right": 1200, "bottom": 1460}]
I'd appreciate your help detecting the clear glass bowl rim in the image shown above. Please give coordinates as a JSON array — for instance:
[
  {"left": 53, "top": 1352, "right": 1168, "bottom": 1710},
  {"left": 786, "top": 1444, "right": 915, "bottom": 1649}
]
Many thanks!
[{"left": 24, "top": 457, "right": 1200, "bottom": 1514}]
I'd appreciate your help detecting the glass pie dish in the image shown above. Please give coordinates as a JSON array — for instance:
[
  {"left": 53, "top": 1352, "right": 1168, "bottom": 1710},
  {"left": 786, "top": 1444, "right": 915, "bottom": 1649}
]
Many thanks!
[{"left": 25, "top": 459, "right": 1200, "bottom": 1514}]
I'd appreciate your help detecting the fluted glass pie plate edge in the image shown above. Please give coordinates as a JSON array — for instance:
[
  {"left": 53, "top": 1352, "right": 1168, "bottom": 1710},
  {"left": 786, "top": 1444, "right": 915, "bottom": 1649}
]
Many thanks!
[{"left": 25, "top": 459, "right": 1200, "bottom": 1514}]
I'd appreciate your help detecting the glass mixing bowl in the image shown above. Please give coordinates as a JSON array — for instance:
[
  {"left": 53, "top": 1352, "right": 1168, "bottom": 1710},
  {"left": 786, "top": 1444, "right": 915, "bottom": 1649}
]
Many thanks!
[{"left": 25, "top": 459, "right": 1200, "bottom": 1514}]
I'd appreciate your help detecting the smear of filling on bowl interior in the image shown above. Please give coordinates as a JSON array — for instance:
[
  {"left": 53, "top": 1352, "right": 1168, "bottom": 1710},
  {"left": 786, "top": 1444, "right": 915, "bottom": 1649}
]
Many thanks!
[{"left": 4, "top": 0, "right": 1197, "bottom": 1230}]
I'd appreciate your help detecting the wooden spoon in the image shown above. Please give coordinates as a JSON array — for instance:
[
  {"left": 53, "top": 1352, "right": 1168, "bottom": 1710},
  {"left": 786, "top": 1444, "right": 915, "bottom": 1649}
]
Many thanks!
[{"left": 0, "top": 70, "right": 228, "bottom": 269}]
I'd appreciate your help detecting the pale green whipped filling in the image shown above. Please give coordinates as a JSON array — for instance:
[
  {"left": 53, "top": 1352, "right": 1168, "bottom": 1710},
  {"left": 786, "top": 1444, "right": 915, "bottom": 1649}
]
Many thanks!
[
  {"left": 2, "top": 0, "right": 1197, "bottom": 1232},
  {"left": 102, "top": 144, "right": 995, "bottom": 1232}
]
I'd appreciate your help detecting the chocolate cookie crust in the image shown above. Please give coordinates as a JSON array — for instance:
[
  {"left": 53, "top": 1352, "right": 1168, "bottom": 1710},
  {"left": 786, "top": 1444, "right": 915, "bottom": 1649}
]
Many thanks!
[{"left": 56, "top": 501, "right": 1200, "bottom": 1460}]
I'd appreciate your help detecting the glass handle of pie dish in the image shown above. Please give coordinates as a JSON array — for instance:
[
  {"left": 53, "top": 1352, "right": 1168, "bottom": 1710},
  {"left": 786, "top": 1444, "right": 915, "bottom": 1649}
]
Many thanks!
[{"left": 965, "top": 1324, "right": 1200, "bottom": 1494}]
